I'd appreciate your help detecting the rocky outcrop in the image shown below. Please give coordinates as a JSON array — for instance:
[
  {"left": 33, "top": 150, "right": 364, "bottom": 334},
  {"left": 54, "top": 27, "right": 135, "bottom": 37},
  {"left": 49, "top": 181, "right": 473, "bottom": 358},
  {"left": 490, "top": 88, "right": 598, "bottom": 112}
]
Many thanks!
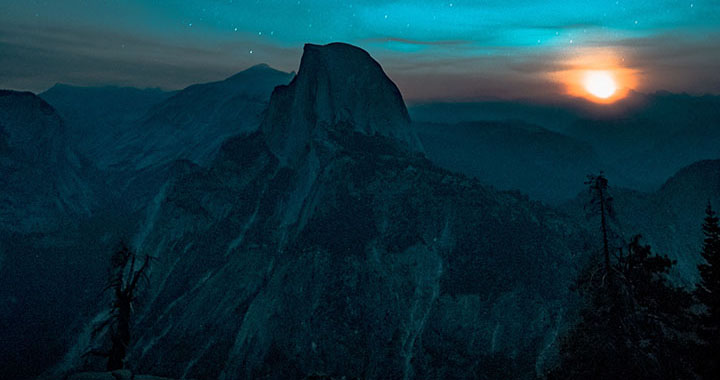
[
  {"left": 262, "top": 43, "right": 423, "bottom": 166},
  {"left": 61, "top": 43, "right": 586, "bottom": 379}
]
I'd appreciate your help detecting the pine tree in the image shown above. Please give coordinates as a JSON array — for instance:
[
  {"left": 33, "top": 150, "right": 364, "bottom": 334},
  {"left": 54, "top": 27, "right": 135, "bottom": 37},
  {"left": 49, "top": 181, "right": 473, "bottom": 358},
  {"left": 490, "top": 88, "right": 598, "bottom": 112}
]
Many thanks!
[
  {"left": 585, "top": 172, "right": 614, "bottom": 277},
  {"left": 695, "top": 202, "right": 720, "bottom": 377},
  {"left": 550, "top": 237, "right": 694, "bottom": 379},
  {"left": 549, "top": 175, "right": 695, "bottom": 379}
]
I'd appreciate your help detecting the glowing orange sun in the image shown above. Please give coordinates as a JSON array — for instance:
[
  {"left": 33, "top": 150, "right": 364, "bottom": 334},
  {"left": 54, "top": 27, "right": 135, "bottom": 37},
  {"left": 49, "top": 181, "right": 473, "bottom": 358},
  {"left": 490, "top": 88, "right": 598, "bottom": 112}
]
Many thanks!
[
  {"left": 555, "top": 50, "right": 637, "bottom": 104},
  {"left": 583, "top": 71, "right": 617, "bottom": 99}
]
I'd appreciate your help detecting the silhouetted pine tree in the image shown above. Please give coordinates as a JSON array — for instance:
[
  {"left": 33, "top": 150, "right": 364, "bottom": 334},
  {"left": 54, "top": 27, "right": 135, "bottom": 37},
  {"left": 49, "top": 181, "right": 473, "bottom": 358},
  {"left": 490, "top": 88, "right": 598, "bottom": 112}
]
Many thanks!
[
  {"left": 85, "top": 242, "right": 151, "bottom": 371},
  {"left": 548, "top": 174, "right": 695, "bottom": 379},
  {"left": 585, "top": 172, "right": 614, "bottom": 277},
  {"left": 695, "top": 202, "right": 720, "bottom": 378}
]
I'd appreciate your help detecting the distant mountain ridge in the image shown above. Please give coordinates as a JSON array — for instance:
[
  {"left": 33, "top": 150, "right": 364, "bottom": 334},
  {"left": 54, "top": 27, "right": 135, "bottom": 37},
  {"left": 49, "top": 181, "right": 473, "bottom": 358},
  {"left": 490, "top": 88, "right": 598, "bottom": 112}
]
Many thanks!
[
  {"left": 411, "top": 92, "right": 720, "bottom": 198},
  {"left": 415, "top": 120, "right": 608, "bottom": 203},
  {"left": 122, "top": 63, "right": 294, "bottom": 169},
  {"left": 42, "top": 64, "right": 294, "bottom": 171},
  {"left": 40, "top": 84, "right": 174, "bottom": 166}
]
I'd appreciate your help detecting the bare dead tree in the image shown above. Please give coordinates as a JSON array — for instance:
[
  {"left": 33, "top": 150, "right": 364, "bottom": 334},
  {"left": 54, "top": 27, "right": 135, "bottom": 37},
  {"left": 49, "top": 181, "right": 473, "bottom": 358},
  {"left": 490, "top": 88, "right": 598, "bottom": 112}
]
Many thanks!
[{"left": 85, "top": 242, "right": 152, "bottom": 371}]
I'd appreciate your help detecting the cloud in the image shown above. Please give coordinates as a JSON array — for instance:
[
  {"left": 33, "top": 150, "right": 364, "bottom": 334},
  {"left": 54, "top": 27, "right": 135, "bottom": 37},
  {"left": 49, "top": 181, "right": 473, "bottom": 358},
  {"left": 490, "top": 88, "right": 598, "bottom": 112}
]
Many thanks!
[
  {"left": 0, "top": 23, "right": 300, "bottom": 92},
  {"left": 363, "top": 37, "right": 472, "bottom": 46}
]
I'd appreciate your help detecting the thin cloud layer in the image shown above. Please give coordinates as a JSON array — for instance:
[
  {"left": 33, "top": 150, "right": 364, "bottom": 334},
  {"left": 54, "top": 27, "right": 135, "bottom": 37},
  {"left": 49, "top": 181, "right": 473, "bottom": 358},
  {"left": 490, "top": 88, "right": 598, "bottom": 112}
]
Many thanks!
[{"left": 0, "top": 0, "right": 718, "bottom": 100}]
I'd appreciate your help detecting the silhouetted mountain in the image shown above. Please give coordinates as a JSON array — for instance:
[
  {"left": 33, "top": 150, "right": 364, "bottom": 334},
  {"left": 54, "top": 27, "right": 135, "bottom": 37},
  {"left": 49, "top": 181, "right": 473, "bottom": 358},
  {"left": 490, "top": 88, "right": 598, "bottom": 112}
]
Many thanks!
[
  {"left": 411, "top": 93, "right": 720, "bottom": 195},
  {"left": 565, "top": 93, "right": 720, "bottom": 190},
  {"left": 40, "top": 84, "right": 174, "bottom": 166},
  {"left": 409, "top": 101, "right": 581, "bottom": 132},
  {"left": 56, "top": 43, "right": 586, "bottom": 379},
  {"left": 0, "top": 90, "right": 95, "bottom": 233},
  {"left": 415, "top": 121, "right": 608, "bottom": 203},
  {"left": 111, "top": 64, "right": 294, "bottom": 170}
]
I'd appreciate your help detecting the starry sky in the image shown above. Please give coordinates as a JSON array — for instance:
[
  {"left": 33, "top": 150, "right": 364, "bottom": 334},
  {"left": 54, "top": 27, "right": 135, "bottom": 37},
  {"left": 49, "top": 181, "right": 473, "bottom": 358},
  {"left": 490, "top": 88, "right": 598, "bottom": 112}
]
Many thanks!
[{"left": 1, "top": 0, "right": 718, "bottom": 101}]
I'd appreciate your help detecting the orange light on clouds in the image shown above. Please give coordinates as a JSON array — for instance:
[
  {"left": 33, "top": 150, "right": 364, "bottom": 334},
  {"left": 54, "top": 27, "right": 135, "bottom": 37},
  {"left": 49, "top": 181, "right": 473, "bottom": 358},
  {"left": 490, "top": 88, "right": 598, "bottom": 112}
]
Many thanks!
[{"left": 554, "top": 50, "right": 638, "bottom": 104}]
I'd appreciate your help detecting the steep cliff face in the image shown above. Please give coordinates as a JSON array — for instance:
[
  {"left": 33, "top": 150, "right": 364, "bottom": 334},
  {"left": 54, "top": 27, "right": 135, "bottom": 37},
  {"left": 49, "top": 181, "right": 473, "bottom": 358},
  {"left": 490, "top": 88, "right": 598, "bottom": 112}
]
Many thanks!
[
  {"left": 0, "top": 90, "right": 94, "bottom": 233},
  {"left": 115, "top": 64, "right": 294, "bottom": 171},
  {"left": 262, "top": 43, "right": 423, "bottom": 166},
  {"left": 63, "top": 43, "right": 585, "bottom": 379}
]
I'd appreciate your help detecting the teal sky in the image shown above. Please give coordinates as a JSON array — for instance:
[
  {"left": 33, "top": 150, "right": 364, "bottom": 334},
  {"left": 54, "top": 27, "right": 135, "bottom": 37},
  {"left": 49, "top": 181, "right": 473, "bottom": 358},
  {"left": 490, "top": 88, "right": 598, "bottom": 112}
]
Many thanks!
[{"left": 1, "top": 0, "right": 718, "bottom": 101}]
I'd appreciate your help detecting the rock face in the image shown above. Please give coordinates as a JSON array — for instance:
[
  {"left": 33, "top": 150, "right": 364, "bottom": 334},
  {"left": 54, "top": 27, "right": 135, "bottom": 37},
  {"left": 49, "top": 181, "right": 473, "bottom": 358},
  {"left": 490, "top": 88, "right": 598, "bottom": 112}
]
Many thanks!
[
  {"left": 64, "top": 43, "right": 585, "bottom": 379},
  {"left": 0, "top": 90, "right": 94, "bottom": 233},
  {"left": 262, "top": 43, "right": 423, "bottom": 165},
  {"left": 116, "top": 64, "right": 294, "bottom": 171}
]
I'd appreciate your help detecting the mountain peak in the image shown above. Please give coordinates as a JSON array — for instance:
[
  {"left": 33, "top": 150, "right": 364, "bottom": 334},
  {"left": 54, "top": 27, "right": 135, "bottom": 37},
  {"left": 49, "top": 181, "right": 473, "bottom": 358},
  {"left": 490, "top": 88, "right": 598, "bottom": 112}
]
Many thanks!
[
  {"left": 0, "top": 89, "right": 57, "bottom": 117},
  {"left": 246, "top": 63, "right": 272, "bottom": 71},
  {"left": 224, "top": 63, "right": 291, "bottom": 83},
  {"left": 261, "top": 42, "right": 423, "bottom": 165}
]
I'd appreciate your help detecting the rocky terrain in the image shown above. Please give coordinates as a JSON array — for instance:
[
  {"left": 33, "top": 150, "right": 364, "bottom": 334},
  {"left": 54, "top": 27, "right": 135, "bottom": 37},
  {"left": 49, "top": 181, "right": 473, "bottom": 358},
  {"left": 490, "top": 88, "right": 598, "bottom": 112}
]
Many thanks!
[
  {"left": 1, "top": 42, "right": 718, "bottom": 380},
  {"left": 55, "top": 43, "right": 587, "bottom": 379}
]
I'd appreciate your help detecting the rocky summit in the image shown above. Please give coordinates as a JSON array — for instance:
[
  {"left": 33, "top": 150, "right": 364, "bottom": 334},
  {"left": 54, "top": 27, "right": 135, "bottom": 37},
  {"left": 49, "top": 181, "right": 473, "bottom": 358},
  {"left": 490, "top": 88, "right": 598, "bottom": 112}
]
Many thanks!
[
  {"left": 262, "top": 43, "right": 423, "bottom": 166},
  {"left": 52, "top": 43, "right": 589, "bottom": 379}
]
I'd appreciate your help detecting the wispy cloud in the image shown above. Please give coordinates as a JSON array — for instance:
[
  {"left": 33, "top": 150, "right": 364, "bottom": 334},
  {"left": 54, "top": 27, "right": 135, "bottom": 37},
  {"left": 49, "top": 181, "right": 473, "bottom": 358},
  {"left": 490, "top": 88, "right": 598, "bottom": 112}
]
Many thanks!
[
  {"left": 0, "top": 23, "right": 300, "bottom": 92},
  {"left": 363, "top": 37, "right": 472, "bottom": 46}
]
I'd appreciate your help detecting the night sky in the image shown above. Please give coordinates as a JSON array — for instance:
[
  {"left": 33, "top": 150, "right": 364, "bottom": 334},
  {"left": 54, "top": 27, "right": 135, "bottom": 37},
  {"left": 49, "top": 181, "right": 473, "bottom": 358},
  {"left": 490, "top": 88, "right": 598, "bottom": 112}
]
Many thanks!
[{"left": 1, "top": 0, "right": 718, "bottom": 101}]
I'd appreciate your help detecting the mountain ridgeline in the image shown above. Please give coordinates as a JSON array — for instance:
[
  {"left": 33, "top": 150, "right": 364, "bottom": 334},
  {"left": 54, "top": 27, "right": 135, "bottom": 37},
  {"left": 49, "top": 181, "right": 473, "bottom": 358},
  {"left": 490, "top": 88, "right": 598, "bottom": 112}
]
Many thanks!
[
  {"left": 411, "top": 92, "right": 720, "bottom": 202},
  {"left": 0, "top": 42, "right": 718, "bottom": 379}
]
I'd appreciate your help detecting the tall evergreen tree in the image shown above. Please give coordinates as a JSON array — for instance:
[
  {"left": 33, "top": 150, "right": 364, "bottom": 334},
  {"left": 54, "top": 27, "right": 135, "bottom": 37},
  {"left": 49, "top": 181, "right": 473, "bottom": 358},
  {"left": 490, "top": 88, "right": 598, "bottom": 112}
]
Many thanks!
[
  {"left": 695, "top": 202, "right": 720, "bottom": 377},
  {"left": 585, "top": 172, "right": 614, "bottom": 277},
  {"left": 550, "top": 237, "right": 694, "bottom": 379},
  {"left": 549, "top": 175, "right": 695, "bottom": 379}
]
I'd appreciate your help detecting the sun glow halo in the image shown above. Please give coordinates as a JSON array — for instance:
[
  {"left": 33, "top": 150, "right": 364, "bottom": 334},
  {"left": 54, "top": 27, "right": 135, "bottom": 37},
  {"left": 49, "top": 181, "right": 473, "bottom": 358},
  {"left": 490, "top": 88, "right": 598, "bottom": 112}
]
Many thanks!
[
  {"left": 555, "top": 50, "right": 637, "bottom": 104},
  {"left": 583, "top": 71, "right": 617, "bottom": 99}
]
